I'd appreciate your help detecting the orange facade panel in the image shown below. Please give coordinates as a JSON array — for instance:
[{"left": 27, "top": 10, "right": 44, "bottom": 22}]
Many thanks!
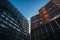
[
  {"left": 40, "top": 7, "right": 52, "bottom": 23},
  {"left": 31, "top": 0, "right": 60, "bottom": 29},
  {"left": 51, "top": 0, "right": 60, "bottom": 7}
]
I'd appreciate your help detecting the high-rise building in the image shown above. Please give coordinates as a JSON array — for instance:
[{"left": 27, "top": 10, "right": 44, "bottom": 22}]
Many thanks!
[
  {"left": 0, "top": 0, "right": 30, "bottom": 40},
  {"left": 31, "top": 14, "right": 40, "bottom": 29},
  {"left": 31, "top": 0, "right": 60, "bottom": 40}
]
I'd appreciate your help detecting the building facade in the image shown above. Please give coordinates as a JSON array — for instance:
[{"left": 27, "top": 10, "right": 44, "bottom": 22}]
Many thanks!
[
  {"left": 31, "top": 0, "right": 60, "bottom": 40},
  {"left": 0, "top": 0, "right": 29, "bottom": 40}
]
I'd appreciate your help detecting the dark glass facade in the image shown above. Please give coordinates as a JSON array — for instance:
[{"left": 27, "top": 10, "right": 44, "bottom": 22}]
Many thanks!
[
  {"left": 31, "top": 14, "right": 41, "bottom": 29},
  {"left": 0, "top": 0, "right": 30, "bottom": 40},
  {"left": 55, "top": 0, "right": 60, "bottom": 3}
]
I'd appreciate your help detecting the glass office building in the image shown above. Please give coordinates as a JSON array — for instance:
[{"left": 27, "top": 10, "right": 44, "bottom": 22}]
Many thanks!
[{"left": 0, "top": 0, "right": 30, "bottom": 40}]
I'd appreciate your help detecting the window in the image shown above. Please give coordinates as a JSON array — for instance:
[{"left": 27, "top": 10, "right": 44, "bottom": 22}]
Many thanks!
[
  {"left": 9, "top": 23, "right": 12, "bottom": 26},
  {"left": 0, "top": 24, "right": 6, "bottom": 28},
  {"left": 1, "top": 15, "right": 5, "bottom": 18},
  {"left": 10, "top": 20, "right": 13, "bottom": 24},
  {"left": 35, "top": 15, "right": 40, "bottom": 20},
  {"left": 31, "top": 23, "right": 37, "bottom": 27},
  {"left": 13, "top": 26, "right": 16, "bottom": 29},
  {"left": 3, "top": 12, "right": 6, "bottom": 15},
  {"left": 7, "top": 15, "right": 17, "bottom": 23},
  {"left": 50, "top": 7, "right": 59, "bottom": 14},
  {"left": 3, "top": 20, "right": 8, "bottom": 24},
  {"left": 16, "top": 28, "right": 21, "bottom": 32},
  {"left": 0, "top": 18, "right": 2, "bottom": 21},
  {"left": 5, "top": 17, "right": 9, "bottom": 20},
  {"left": 25, "top": 32, "right": 27, "bottom": 35},
  {"left": 55, "top": 0, "right": 60, "bottom": 3},
  {"left": 11, "top": 17, "right": 17, "bottom": 23},
  {"left": 31, "top": 18, "right": 34, "bottom": 22}
]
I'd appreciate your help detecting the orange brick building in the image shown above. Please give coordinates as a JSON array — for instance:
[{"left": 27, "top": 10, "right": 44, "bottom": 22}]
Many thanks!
[{"left": 31, "top": 0, "right": 60, "bottom": 40}]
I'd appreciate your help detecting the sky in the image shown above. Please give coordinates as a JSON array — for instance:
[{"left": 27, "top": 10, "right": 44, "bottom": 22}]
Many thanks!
[{"left": 9, "top": 0, "right": 50, "bottom": 33}]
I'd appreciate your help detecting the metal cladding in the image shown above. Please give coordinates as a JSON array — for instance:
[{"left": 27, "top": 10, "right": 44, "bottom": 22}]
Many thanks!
[
  {"left": 0, "top": 0, "right": 30, "bottom": 40},
  {"left": 40, "top": 7, "right": 51, "bottom": 23},
  {"left": 31, "top": 14, "right": 41, "bottom": 29},
  {"left": 39, "top": 0, "right": 60, "bottom": 23},
  {"left": 51, "top": 0, "right": 60, "bottom": 7},
  {"left": 31, "top": 0, "right": 60, "bottom": 40}
]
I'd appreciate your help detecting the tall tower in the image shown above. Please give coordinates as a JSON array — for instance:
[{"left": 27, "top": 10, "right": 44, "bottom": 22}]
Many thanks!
[
  {"left": 31, "top": 0, "right": 60, "bottom": 40},
  {"left": 0, "top": 0, "right": 30, "bottom": 40}
]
